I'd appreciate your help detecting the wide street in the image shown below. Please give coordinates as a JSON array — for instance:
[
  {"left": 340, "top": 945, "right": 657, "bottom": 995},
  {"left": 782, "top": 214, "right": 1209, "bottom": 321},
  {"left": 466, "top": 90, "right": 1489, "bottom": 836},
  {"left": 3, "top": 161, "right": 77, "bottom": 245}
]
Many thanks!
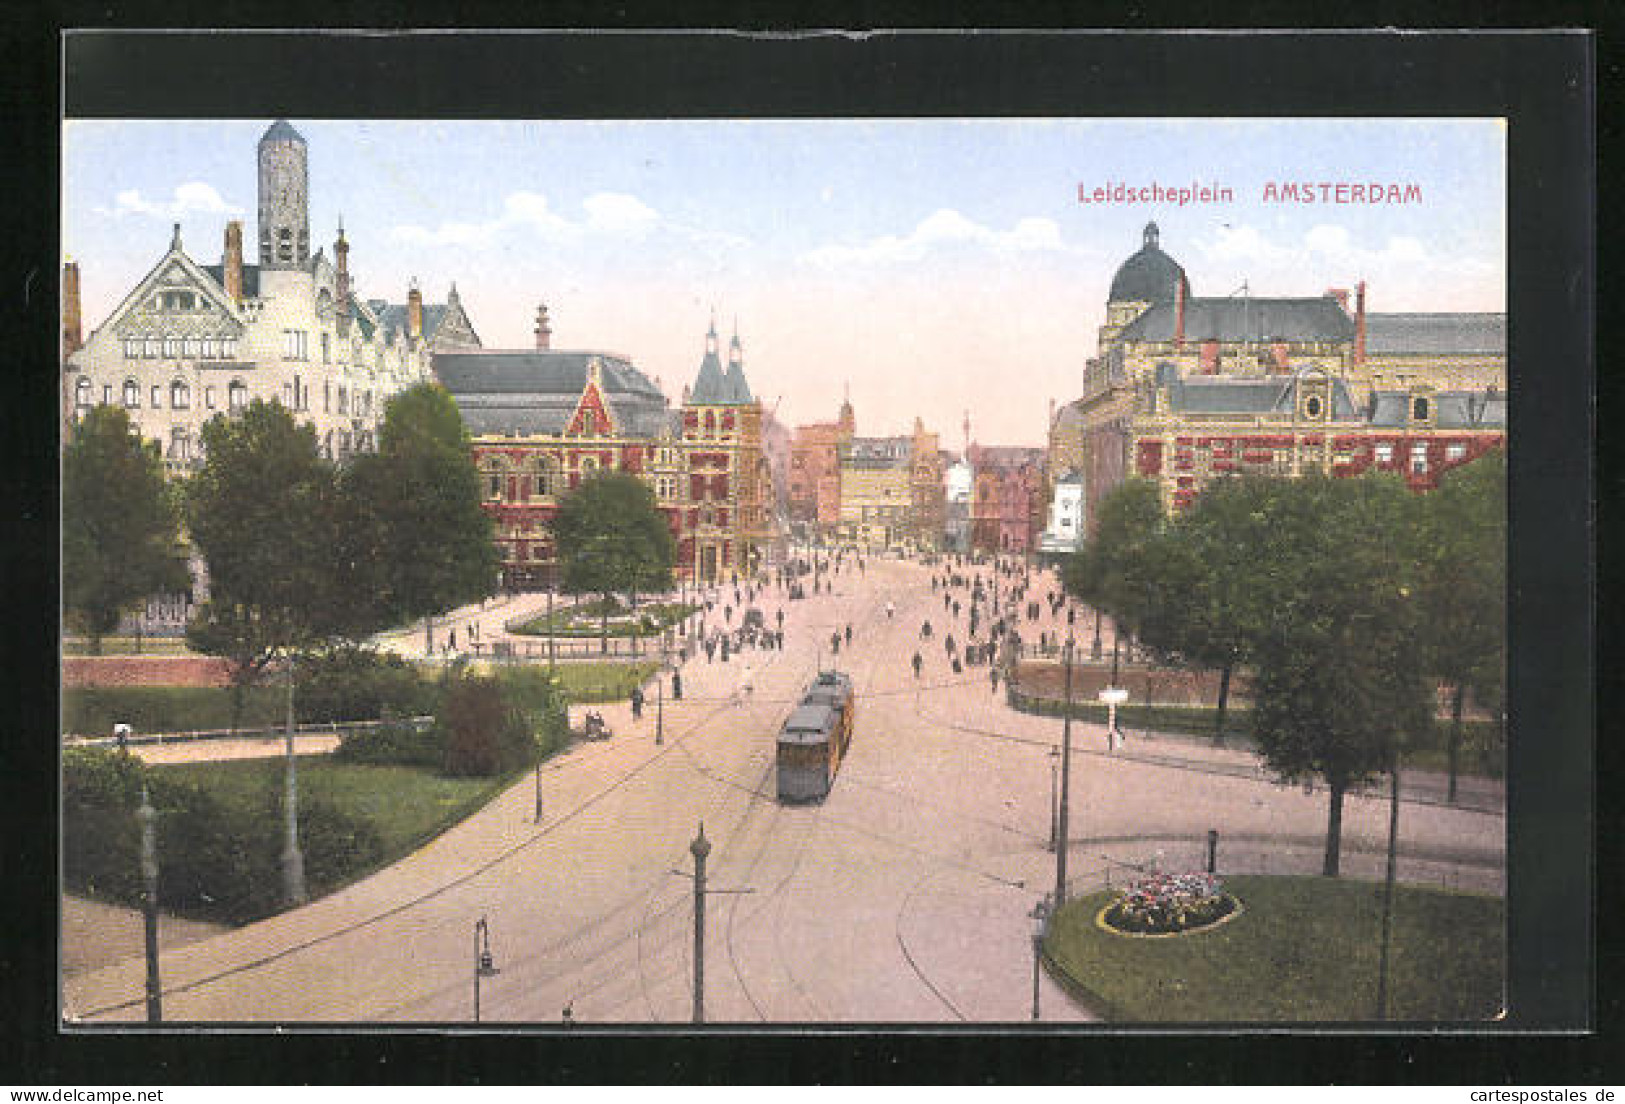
[{"left": 64, "top": 556, "right": 1505, "bottom": 1024}]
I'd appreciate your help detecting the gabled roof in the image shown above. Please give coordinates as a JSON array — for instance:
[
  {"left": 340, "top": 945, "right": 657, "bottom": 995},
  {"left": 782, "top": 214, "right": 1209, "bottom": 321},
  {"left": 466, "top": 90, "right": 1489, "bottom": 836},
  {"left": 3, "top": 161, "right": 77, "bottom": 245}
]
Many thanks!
[
  {"left": 100, "top": 239, "right": 244, "bottom": 335},
  {"left": 1364, "top": 313, "right": 1506, "bottom": 356},
  {"left": 722, "top": 360, "right": 754, "bottom": 403},
  {"left": 1120, "top": 296, "right": 1356, "bottom": 344},
  {"left": 374, "top": 301, "right": 450, "bottom": 343}
]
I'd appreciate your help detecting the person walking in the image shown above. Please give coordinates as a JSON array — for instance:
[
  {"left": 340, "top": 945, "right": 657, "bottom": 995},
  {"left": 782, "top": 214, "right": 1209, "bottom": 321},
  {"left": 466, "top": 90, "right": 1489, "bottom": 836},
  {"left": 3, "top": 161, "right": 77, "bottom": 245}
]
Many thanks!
[
  {"left": 631, "top": 685, "right": 644, "bottom": 719},
  {"left": 844, "top": 624, "right": 852, "bottom": 646},
  {"left": 912, "top": 652, "right": 923, "bottom": 679},
  {"left": 831, "top": 631, "right": 841, "bottom": 656},
  {"left": 672, "top": 670, "right": 683, "bottom": 700}
]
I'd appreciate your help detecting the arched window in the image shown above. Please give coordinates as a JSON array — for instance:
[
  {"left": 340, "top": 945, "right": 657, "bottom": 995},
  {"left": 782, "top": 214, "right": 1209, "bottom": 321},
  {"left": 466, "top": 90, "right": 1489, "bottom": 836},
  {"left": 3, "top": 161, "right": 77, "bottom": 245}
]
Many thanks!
[
  {"left": 123, "top": 379, "right": 140, "bottom": 408},
  {"left": 533, "top": 454, "right": 559, "bottom": 497},
  {"left": 228, "top": 379, "right": 248, "bottom": 410},
  {"left": 479, "top": 455, "right": 505, "bottom": 501},
  {"left": 74, "top": 377, "right": 92, "bottom": 408},
  {"left": 170, "top": 380, "right": 190, "bottom": 409}
]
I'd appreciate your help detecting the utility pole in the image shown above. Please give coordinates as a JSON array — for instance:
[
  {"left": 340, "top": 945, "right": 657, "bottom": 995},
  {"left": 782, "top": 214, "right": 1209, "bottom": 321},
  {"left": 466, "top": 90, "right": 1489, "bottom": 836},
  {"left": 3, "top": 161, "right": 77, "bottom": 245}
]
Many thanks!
[
  {"left": 690, "top": 824, "right": 710, "bottom": 1024},
  {"left": 656, "top": 672, "right": 665, "bottom": 745},
  {"left": 138, "top": 785, "right": 161, "bottom": 1023},
  {"left": 547, "top": 582, "right": 556, "bottom": 670},
  {"left": 533, "top": 761, "right": 544, "bottom": 824},
  {"left": 1055, "top": 637, "right": 1075, "bottom": 906},
  {"left": 1375, "top": 755, "right": 1402, "bottom": 1020},
  {"left": 282, "top": 654, "right": 307, "bottom": 908}
]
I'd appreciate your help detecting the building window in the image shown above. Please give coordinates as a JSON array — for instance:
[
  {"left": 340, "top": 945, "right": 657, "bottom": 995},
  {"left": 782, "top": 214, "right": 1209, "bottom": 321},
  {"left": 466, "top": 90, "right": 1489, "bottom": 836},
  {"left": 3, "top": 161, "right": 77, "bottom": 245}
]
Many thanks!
[
  {"left": 200, "top": 338, "right": 215, "bottom": 359},
  {"left": 1304, "top": 395, "right": 1324, "bottom": 420},
  {"left": 1374, "top": 442, "right": 1394, "bottom": 465},
  {"left": 1411, "top": 443, "right": 1429, "bottom": 474},
  {"left": 1412, "top": 397, "right": 1430, "bottom": 422},
  {"left": 324, "top": 382, "right": 332, "bottom": 413},
  {"left": 75, "top": 377, "right": 92, "bottom": 408},
  {"left": 123, "top": 339, "right": 139, "bottom": 359},
  {"left": 205, "top": 385, "right": 216, "bottom": 409},
  {"left": 123, "top": 380, "right": 140, "bottom": 408},
  {"left": 183, "top": 337, "right": 198, "bottom": 358},
  {"left": 221, "top": 338, "right": 237, "bottom": 359},
  {"left": 151, "top": 385, "right": 163, "bottom": 408},
  {"left": 321, "top": 333, "right": 330, "bottom": 364},
  {"left": 144, "top": 338, "right": 159, "bottom": 358},
  {"left": 163, "top": 336, "right": 179, "bottom": 358},
  {"left": 1446, "top": 443, "right": 1466, "bottom": 461},
  {"left": 338, "top": 386, "right": 348, "bottom": 414},
  {"left": 170, "top": 380, "right": 190, "bottom": 409},
  {"left": 103, "top": 384, "right": 113, "bottom": 405},
  {"left": 277, "top": 228, "right": 294, "bottom": 263},
  {"left": 582, "top": 456, "right": 597, "bottom": 474},
  {"left": 168, "top": 427, "right": 190, "bottom": 461},
  {"left": 228, "top": 380, "right": 248, "bottom": 410},
  {"left": 283, "top": 329, "right": 308, "bottom": 360}
]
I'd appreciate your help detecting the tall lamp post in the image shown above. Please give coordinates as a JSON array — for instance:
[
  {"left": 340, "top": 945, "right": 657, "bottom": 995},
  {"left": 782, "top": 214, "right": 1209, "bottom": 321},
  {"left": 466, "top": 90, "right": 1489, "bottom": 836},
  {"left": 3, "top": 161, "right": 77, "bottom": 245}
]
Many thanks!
[
  {"left": 656, "top": 667, "right": 665, "bottom": 745},
  {"left": 281, "top": 653, "right": 307, "bottom": 908},
  {"left": 137, "top": 784, "right": 161, "bottom": 1023},
  {"left": 1030, "top": 896, "right": 1050, "bottom": 1021},
  {"left": 1047, "top": 746, "right": 1060, "bottom": 852},
  {"left": 1054, "top": 636, "right": 1075, "bottom": 907},
  {"left": 690, "top": 824, "right": 711, "bottom": 1024},
  {"left": 1375, "top": 752, "right": 1403, "bottom": 1019},
  {"left": 473, "top": 916, "right": 500, "bottom": 1022}
]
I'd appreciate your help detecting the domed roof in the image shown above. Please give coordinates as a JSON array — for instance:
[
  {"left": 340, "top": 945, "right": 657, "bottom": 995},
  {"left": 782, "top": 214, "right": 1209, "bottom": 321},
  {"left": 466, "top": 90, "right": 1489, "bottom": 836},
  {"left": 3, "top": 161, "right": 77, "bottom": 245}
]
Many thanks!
[{"left": 1108, "top": 222, "right": 1189, "bottom": 304}]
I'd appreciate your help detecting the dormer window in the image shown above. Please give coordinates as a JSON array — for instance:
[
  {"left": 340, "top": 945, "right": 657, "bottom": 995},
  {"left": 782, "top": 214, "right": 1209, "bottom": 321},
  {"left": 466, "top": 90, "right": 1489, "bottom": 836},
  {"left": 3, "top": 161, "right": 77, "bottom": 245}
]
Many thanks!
[{"left": 1304, "top": 395, "right": 1324, "bottom": 420}]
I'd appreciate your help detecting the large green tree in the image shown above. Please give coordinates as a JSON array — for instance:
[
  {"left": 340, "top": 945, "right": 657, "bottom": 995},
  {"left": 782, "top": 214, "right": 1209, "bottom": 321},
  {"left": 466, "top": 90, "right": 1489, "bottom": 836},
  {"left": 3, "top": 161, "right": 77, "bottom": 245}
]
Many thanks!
[
  {"left": 185, "top": 400, "right": 340, "bottom": 723},
  {"left": 1241, "top": 473, "right": 1433, "bottom": 876},
  {"left": 344, "top": 383, "right": 499, "bottom": 653},
  {"left": 1147, "top": 475, "right": 1285, "bottom": 743},
  {"left": 1082, "top": 478, "right": 1167, "bottom": 674},
  {"left": 62, "top": 406, "right": 190, "bottom": 653},
  {"left": 552, "top": 470, "right": 675, "bottom": 652},
  {"left": 1412, "top": 448, "right": 1506, "bottom": 801}
]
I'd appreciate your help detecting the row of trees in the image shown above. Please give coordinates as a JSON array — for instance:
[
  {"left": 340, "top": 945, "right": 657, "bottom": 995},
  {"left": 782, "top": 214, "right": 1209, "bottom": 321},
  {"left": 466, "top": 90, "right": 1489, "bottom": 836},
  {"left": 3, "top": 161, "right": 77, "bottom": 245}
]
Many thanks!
[
  {"left": 64, "top": 386, "right": 678, "bottom": 713},
  {"left": 1063, "top": 456, "right": 1505, "bottom": 875}
]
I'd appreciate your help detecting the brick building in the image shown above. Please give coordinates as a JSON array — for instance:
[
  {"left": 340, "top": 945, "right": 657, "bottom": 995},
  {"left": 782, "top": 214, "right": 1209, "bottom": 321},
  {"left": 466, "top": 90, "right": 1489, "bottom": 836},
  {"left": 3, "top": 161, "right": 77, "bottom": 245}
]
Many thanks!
[{"left": 438, "top": 314, "right": 772, "bottom": 589}]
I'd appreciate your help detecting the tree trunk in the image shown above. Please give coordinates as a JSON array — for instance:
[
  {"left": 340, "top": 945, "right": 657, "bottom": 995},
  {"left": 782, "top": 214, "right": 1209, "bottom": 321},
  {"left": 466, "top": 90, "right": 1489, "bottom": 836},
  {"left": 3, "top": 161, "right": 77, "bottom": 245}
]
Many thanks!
[
  {"left": 1323, "top": 778, "right": 1346, "bottom": 877},
  {"left": 631, "top": 589, "right": 639, "bottom": 656},
  {"left": 601, "top": 595, "right": 609, "bottom": 655},
  {"left": 1448, "top": 683, "right": 1465, "bottom": 804},
  {"left": 1214, "top": 662, "right": 1233, "bottom": 746}
]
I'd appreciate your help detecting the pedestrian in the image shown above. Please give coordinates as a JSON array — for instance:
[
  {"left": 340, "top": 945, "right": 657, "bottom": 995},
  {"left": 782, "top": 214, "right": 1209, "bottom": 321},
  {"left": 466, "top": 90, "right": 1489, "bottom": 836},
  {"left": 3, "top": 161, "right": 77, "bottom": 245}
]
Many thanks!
[
  {"left": 672, "top": 670, "right": 683, "bottom": 700},
  {"left": 991, "top": 666, "right": 1000, "bottom": 692},
  {"left": 776, "top": 609, "right": 784, "bottom": 630},
  {"left": 449, "top": 628, "right": 457, "bottom": 651},
  {"left": 844, "top": 624, "right": 852, "bottom": 645},
  {"left": 944, "top": 634, "right": 955, "bottom": 656},
  {"left": 912, "top": 652, "right": 923, "bottom": 679},
  {"left": 831, "top": 631, "right": 841, "bottom": 655},
  {"left": 631, "top": 685, "right": 644, "bottom": 719},
  {"left": 886, "top": 600, "right": 895, "bottom": 619}
]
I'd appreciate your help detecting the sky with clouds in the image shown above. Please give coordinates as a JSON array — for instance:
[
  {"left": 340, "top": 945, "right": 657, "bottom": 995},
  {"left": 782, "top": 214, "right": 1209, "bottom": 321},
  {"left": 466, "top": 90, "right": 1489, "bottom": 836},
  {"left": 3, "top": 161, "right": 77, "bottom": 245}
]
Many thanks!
[{"left": 63, "top": 118, "right": 1504, "bottom": 445}]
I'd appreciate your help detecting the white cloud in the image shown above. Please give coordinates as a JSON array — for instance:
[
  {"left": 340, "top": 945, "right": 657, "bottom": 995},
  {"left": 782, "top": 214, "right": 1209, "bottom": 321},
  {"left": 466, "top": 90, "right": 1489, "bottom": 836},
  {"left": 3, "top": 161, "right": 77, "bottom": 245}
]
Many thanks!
[
  {"left": 799, "top": 208, "right": 1073, "bottom": 268},
  {"left": 583, "top": 192, "right": 659, "bottom": 235},
  {"left": 392, "top": 189, "right": 688, "bottom": 248},
  {"left": 98, "top": 182, "right": 241, "bottom": 220}
]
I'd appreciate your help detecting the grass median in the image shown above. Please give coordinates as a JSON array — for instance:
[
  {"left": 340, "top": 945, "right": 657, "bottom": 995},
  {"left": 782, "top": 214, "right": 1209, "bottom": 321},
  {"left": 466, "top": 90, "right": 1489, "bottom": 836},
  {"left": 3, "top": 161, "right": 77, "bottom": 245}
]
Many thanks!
[{"left": 1043, "top": 874, "right": 1503, "bottom": 1022}]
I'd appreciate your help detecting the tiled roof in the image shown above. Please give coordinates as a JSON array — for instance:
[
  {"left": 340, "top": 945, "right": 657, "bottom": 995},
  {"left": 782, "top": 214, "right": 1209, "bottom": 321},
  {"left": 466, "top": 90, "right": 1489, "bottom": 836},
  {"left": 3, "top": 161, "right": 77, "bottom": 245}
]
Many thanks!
[
  {"left": 1364, "top": 313, "right": 1506, "bottom": 356},
  {"left": 1120, "top": 296, "right": 1355, "bottom": 343},
  {"left": 200, "top": 263, "right": 261, "bottom": 299},
  {"left": 434, "top": 349, "right": 671, "bottom": 438},
  {"left": 1367, "top": 389, "right": 1506, "bottom": 429},
  {"left": 1163, "top": 373, "right": 1361, "bottom": 420}
]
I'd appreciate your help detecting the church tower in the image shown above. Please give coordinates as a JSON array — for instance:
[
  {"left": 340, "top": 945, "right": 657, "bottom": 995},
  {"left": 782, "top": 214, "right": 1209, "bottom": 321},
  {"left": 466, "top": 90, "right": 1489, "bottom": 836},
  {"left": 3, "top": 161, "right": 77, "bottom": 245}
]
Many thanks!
[{"left": 258, "top": 120, "right": 309, "bottom": 270}]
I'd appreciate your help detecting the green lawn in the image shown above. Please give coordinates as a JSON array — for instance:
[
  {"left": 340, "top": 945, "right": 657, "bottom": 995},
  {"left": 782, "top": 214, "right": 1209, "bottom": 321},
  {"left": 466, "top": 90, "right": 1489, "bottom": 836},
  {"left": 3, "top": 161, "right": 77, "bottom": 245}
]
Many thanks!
[
  {"left": 545, "top": 660, "right": 660, "bottom": 702},
  {"left": 63, "top": 685, "right": 286, "bottom": 736},
  {"left": 155, "top": 757, "right": 515, "bottom": 892},
  {"left": 1043, "top": 875, "right": 1504, "bottom": 1022}
]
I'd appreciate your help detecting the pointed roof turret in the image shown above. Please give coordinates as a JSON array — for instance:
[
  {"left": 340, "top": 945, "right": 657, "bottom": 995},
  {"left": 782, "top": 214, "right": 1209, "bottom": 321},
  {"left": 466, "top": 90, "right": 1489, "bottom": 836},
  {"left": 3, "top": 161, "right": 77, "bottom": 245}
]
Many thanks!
[
  {"left": 691, "top": 316, "right": 729, "bottom": 404},
  {"left": 721, "top": 326, "right": 752, "bottom": 403},
  {"left": 261, "top": 119, "right": 305, "bottom": 145}
]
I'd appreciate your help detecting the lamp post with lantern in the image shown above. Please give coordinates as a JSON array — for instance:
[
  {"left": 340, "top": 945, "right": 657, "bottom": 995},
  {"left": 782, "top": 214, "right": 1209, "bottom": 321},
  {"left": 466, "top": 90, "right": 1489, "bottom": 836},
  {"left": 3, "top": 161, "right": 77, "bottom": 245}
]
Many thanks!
[{"left": 472, "top": 916, "right": 500, "bottom": 1022}]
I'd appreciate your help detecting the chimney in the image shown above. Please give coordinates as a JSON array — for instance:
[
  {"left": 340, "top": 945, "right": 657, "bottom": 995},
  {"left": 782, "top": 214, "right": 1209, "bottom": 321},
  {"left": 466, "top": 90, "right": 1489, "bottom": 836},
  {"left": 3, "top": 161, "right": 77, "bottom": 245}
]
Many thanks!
[
  {"left": 407, "top": 280, "right": 423, "bottom": 341},
  {"left": 1325, "top": 287, "right": 1350, "bottom": 310},
  {"left": 62, "top": 261, "right": 82, "bottom": 358},
  {"left": 534, "top": 303, "right": 552, "bottom": 350},
  {"left": 223, "top": 221, "right": 244, "bottom": 303},
  {"left": 1354, "top": 280, "right": 1367, "bottom": 365},
  {"left": 1174, "top": 277, "right": 1187, "bottom": 350}
]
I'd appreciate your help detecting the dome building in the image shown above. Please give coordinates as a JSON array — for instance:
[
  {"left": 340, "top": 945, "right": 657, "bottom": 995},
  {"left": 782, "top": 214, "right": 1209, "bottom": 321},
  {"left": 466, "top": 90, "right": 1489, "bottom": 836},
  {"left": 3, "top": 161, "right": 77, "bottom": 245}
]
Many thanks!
[{"left": 1099, "top": 221, "right": 1191, "bottom": 349}]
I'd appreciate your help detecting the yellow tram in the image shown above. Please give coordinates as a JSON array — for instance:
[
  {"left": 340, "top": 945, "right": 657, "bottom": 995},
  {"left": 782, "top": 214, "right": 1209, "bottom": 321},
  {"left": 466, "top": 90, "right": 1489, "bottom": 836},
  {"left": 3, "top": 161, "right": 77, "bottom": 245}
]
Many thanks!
[{"left": 776, "top": 670, "right": 855, "bottom": 803}]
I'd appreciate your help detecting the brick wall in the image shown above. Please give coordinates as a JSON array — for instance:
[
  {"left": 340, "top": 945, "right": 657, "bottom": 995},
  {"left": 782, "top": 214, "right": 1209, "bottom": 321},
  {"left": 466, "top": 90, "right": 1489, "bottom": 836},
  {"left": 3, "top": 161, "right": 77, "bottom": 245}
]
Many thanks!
[{"left": 63, "top": 655, "right": 234, "bottom": 688}]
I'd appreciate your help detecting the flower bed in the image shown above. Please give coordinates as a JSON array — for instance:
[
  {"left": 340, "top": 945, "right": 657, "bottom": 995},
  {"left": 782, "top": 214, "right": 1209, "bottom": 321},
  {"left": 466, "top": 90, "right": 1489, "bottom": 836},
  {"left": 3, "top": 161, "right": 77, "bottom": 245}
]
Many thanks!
[{"left": 1099, "top": 871, "right": 1239, "bottom": 936}]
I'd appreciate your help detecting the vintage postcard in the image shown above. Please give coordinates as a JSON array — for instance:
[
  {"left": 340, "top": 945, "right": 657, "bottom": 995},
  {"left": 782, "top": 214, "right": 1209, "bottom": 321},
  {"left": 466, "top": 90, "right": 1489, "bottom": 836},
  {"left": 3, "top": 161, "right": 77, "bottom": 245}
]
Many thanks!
[{"left": 61, "top": 104, "right": 1519, "bottom": 1027}]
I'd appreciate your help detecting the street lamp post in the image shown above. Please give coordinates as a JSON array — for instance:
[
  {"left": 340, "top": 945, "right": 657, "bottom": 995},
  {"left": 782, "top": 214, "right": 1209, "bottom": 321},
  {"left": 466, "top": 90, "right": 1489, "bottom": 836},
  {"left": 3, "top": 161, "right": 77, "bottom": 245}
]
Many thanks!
[
  {"left": 137, "top": 784, "right": 161, "bottom": 1023},
  {"left": 1375, "top": 754, "right": 1402, "bottom": 1020},
  {"left": 1030, "top": 897, "right": 1050, "bottom": 1021},
  {"left": 1054, "top": 637, "right": 1075, "bottom": 907},
  {"left": 1047, "top": 747, "right": 1060, "bottom": 853},
  {"left": 281, "top": 654, "right": 307, "bottom": 908},
  {"left": 690, "top": 824, "right": 711, "bottom": 1024},
  {"left": 656, "top": 669, "right": 665, "bottom": 745},
  {"left": 1099, "top": 686, "right": 1128, "bottom": 752},
  {"left": 547, "top": 582, "right": 556, "bottom": 671},
  {"left": 473, "top": 916, "right": 499, "bottom": 1022},
  {"left": 534, "top": 761, "right": 544, "bottom": 824}
]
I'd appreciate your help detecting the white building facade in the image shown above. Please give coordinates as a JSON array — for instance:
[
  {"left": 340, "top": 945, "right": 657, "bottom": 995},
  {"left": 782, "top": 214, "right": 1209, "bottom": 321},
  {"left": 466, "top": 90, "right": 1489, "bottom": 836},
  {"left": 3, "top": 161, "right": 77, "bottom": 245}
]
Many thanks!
[{"left": 63, "top": 120, "right": 480, "bottom": 477}]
